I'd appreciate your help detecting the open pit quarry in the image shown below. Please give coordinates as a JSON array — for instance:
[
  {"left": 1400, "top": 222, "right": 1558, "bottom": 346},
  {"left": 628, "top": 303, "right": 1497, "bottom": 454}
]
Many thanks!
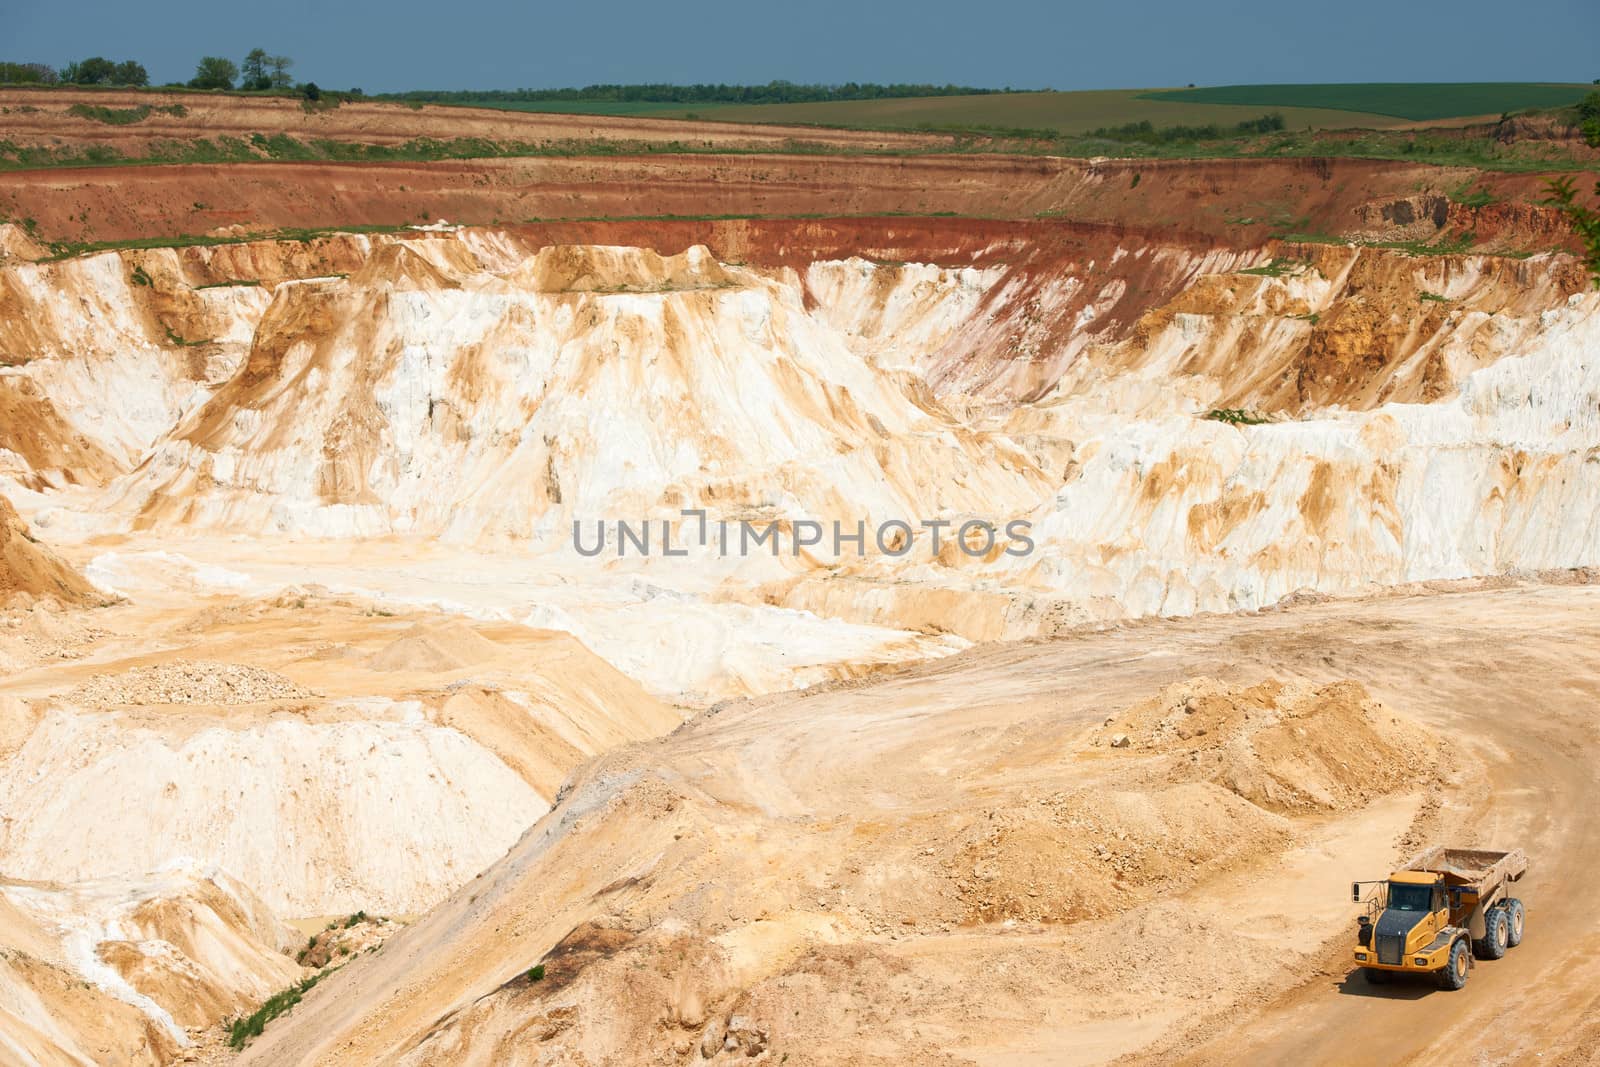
[{"left": 0, "top": 98, "right": 1598, "bottom": 1065}]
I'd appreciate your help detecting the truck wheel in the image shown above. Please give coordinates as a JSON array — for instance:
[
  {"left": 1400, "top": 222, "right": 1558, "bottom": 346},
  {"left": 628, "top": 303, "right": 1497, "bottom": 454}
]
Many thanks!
[
  {"left": 1363, "top": 967, "right": 1390, "bottom": 985},
  {"left": 1505, "top": 899, "right": 1525, "bottom": 948},
  {"left": 1478, "top": 907, "right": 1509, "bottom": 960},
  {"left": 1437, "top": 939, "right": 1470, "bottom": 990}
]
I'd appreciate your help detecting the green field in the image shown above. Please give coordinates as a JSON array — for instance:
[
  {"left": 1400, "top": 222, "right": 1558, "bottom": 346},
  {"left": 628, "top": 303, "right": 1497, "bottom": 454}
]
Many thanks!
[
  {"left": 441, "top": 83, "right": 1597, "bottom": 133},
  {"left": 1140, "top": 83, "right": 1595, "bottom": 121},
  {"left": 442, "top": 99, "right": 712, "bottom": 116},
  {"left": 444, "top": 89, "right": 1410, "bottom": 133}
]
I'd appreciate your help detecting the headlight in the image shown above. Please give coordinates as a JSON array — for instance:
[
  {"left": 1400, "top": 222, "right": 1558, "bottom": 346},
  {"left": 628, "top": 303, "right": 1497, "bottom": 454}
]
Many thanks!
[
  {"left": 1354, "top": 952, "right": 1367, "bottom": 961},
  {"left": 1415, "top": 958, "right": 1428, "bottom": 966}
]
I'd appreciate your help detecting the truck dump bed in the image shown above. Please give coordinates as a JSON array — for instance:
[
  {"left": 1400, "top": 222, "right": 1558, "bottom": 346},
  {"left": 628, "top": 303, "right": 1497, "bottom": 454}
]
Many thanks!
[{"left": 1408, "top": 846, "right": 1528, "bottom": 895}]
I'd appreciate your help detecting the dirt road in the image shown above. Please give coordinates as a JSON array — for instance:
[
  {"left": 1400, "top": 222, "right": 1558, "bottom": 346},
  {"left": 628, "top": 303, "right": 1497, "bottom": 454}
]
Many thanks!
[{"left": 1172, "top": 584, "right": 1600, "bottom": 1064}]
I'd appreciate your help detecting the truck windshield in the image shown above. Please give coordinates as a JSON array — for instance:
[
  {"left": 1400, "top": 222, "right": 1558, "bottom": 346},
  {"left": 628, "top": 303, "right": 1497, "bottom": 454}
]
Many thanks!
[{"left": 1388, "top": 883, "right": 1433, "bottom": 912}]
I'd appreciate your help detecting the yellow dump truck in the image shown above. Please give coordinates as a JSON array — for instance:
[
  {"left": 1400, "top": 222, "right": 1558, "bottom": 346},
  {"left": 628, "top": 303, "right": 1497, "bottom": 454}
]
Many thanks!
[{"left": 1352, "top": 847, "right": 1527, "bottom": 989}]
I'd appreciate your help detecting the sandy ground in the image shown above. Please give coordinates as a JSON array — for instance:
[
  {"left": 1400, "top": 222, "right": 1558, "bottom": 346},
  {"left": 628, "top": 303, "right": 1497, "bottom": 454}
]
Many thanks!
[
  {"left": 225, "top": 580, "right": 1600, "bottom": 1065},
  {"left": 46, "top": 532, "right": 969, "bottom": 705}
]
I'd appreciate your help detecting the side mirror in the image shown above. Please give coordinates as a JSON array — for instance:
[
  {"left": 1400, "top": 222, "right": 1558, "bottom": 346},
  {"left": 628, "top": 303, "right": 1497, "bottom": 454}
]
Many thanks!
[{"left": 1351, "top": 882, "right": 1362, "bottom": 902}]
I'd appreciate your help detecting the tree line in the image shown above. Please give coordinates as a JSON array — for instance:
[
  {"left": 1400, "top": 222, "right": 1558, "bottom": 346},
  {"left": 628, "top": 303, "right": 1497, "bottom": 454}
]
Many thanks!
[
  {"left": 378, "top": 81, "right": 1019, "bottom": 106},
  {"left": 1088, "top": 113, "right": 1286, "bottom": 143},
  {"left": 0, "top": 50, "right": 313, "bottom": 93},
  {"left": 1, "top": 64, "right": 1004, "bottom": 106},
  {"left": 1, "top": 58, "right": 149, "bottom": 86}
]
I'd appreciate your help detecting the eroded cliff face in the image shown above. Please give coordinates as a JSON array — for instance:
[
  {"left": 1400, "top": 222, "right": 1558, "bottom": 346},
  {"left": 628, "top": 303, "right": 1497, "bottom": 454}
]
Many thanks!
[
  {"left": 0, "top": 861, "right": 305, "bottom": 1063},
  {"left": 93, "top": 241, "right": 1048, "bottom": 541},
  {"left": 3, "top": 226, "right": 1591, "bottom": 637}
]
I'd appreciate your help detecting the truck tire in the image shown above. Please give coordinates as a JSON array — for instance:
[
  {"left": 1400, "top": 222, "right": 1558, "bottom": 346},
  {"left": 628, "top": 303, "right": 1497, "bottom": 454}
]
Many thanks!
[
  {"left": 1363, "top": 967, "right": 1390, "bottom": 985},
  {"left": 1505, "top": 899, "right": 1525, "bottom": 948},
  {"left": 1478, "top": 907, "right": 1509, "bottom": 960},
  {"left": 1437, "top": 938, "right": 1470, "bottom": 990}
]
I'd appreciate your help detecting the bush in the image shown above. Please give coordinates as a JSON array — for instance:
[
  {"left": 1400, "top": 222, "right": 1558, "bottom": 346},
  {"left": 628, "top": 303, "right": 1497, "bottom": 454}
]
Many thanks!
[
  {"left": 527, "top": 964, "right": 546, "bottom": 982},
  {"left": 1204, "top": 408, "right": 1269, "bottom": 425},
  {"left": 1546, "top": 175, "right": 1600, "bottom": 287},
  {"left": 189, "top": 56, "right": 238, "bottom": 91},
  {"left": 1576, "top": 92, "right": 1600, "bottom": 148},
  {"left": 58, "top": 57, "right": 147, "bottom": 86},
  {"left": 1089, "top": 112, "right": 1284, "bottom": 144},
  {"left": 0, "top": 62, "right": 58, "bottom": 85}
]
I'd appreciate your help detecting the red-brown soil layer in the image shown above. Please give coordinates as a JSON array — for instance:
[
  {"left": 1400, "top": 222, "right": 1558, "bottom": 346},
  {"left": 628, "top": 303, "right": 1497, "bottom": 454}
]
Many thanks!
[{"left": 0, "top": 153, "right": 1578, "bottom": 252}]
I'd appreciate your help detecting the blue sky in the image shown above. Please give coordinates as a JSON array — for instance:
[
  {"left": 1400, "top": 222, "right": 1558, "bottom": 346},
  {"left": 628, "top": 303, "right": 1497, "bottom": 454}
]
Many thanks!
[{"left": 3, "top": 0, "right": 1596, "bottom": 93}]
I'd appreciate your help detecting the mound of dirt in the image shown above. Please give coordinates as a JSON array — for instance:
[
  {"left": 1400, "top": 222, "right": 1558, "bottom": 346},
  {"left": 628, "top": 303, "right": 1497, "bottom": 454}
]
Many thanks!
[
  {"left": 1090, "top": 678, "right": 1441, "bottom": 813},
  {"left": 0, "top": 494, "right": 101, "bottom": 607},
  {"left": 0, "top": 601, "right": 111, "bottom": 672},
  {"left": 947, "top": 781, "right": 1291, "bottom": 925},
  {"left": 66, "top": 660, "right": 314, "bottom": 706},
  {"left": 367, "top": 620, "right": 501, "bottom": 673}
]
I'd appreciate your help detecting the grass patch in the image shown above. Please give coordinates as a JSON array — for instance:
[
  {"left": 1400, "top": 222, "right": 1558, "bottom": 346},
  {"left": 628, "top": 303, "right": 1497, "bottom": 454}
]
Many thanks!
[
  {"left": 1419, "top": 291, "right": 1451, "bottom": 303},
  {"left": 163, "top": 327, "right": 208, "bottom": 347},
  {"left": 1450, "top": 181, "right": 1498, "bottom": 208},
  {"left": 40, "top": 222, "right": 416, "bottom": 261},
  {"left": 5, "top": 117, "right": 1599, "bottom": 176},
  {"left": 1370, "top": 233, "right": 1478, "bottom": 256},
  {"left": 192, "top": 278, "right": 262, "bottom": 289},
  {"left": 67, "top": 103, "right": 150, "bottom": 125},
  {"left": 129, "top": 264, "right": 153, "bottom": 287},
  {"left": 1204, "top": 408, "right": 1269, "bottom": 425},
  {"left": 1239, "top": 256, "right": 1306, "bottom": 277},
  {"left": 227, "top": 967, "right": 339, "bottom": 1049},
  {"left": 1276, "top": 230, "right": 1481, "bottom": 257},
  {"left": 65, "top": 102, "right": 187, "bottom": 125}
]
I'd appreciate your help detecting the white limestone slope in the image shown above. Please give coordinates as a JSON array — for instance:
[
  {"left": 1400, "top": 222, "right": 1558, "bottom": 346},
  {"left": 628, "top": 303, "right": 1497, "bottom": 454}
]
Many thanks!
[
  {"left": 0, "top": 706, "right": 541, "bottom": 916},
  {"left": 998, "top": 292, "right": 1600, "bottom": 615},
  {"left": 99, "top": 243, "right": 1049, "bottom": 542},
  {"left": 1, "top": 249, "right": 269, "bottom": 472}
]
